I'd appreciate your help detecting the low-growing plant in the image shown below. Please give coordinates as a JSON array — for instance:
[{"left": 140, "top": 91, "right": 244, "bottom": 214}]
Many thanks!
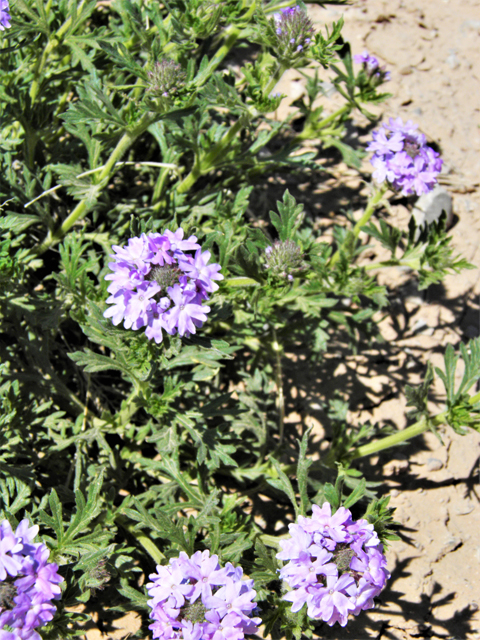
[{"left": 0, "top": 0, "right": 478, "bottom": 638}]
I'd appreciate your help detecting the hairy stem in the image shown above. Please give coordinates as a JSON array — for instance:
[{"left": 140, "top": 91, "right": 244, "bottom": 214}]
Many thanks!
[
  {"left": 272, "top": 330, "right": 285, "bottom": 446},
  {"left": 353, "top": 391, "right": 480, "bottom": 459},
  {"left": 116, "top": 516, "right": 165, "bottom": 564},
  {"left": 329, "top": 186, "right": 386, "bottom": 267},
  {"left": 263, "top": 61, "right": 289, "bottom": 99},
  {"left": 35, "top": 113, "right": 158, "bottom": 254},
  {"left": 176, "top": 59, "right": 290, "bottom": 194},
  {"left": 294, "top": 104, "right": 351, "bottom": 143}
]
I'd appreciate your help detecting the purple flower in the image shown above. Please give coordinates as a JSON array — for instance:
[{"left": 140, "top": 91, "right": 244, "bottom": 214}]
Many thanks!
[
  {"left": 307, "top": 573, "right": 357, "bottom": 626},
  {"left": 0, "top": 0, "right": 11, "bottom": 30},
  {"left": 104, "top": 230, "right": 222, "bottom": 342},
  {"left": 178, "top": 250, "right": 224, "bottom": 294},
  {"left": 165, "top": 285, "right": 210, "bottom": 337},
  {"left": 277, "top": 503, "right": 389, "bottom": 628},
  {"left": 179, "top": 551, "right": 229, "bottom": 603},
  {"left": 0, "top": 519, "right": 63, "bottom": 640},
  {"left": 145, "top": 298, "right": 171, "bottom": 344},
  {"left": 367, "top": 118, "right": 442, "bottom": 196},
  {"left": 0, "top": 522, "right": 24, "bottom": 581},
  {"left": 354, "top": 51, "right": 379, "bottom": 72},
  {"left": 354, "top": 50, "right": 390, "bottom": 85},
  {"left": 147, "top": 550, "right": 260, "bottom": 640}
]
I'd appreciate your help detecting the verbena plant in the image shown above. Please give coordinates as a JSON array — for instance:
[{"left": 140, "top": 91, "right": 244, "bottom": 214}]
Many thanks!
[{"left": 0, "top": 1, "right": 478, "bottom": 638}]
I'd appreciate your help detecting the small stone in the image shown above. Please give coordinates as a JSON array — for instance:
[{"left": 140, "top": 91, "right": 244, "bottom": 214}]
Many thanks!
[
  {"left": 412, "top": 319, "right": 434, "bottom": 336},
  {"left": 412, "top": 185, "right": 453, "bottom": 229},
  {"left": 435, "top": 536, "right": 462, "bottom": 561},
  {"left": 456, "top": 500, "right": 475, "bottom": 515},
  {"left": 427, "top": 457, "right": 443, "bottom": 471},
  {"left": 446, "top": 51, "right": 460, "bottom": 69}
]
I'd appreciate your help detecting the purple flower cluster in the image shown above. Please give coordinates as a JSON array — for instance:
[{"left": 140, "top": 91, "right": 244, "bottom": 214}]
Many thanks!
[
  {"left": 0, "top": 0, "right": 11, "bottom": 30},
  {"left": 104, "top": 229, "right": 223, "bottom": 343},
  {"left": 354, "top": 50, "right": 391, "bottom": 83},
  {"left": 147, "top": 550, "right": 260, "bottom": 640},
  {"left": 367, "top": 118, "right": 443, "bottom": 196},
  {"left": 272, "top": 6, "right": 314, "bottom": 55},
  {"left": 277, "top": 503, "right": 389, "bottom": 628},
  {"left": 0, "top": 519, "right": 63, "bottom": 640}
]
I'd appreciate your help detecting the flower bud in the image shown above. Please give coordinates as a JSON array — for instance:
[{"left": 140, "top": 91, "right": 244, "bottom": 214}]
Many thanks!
[
  {"left": 147, "top": 60, "right": 187, "bottom": 99},
  {"left": 264, "top": 240, "right": 306, "bottom": 280},
  {"left": 270, "top": 6, "right": 315, "bottom": 59}
]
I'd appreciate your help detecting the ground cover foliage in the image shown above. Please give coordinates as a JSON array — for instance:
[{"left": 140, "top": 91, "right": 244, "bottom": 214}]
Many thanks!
[{"left": 0, "top": 0, "right": 480, "bottom": 638}]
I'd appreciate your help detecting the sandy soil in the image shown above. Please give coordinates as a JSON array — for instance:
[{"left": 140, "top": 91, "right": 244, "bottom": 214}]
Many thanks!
[
  {"left": 306, "top": 1, "right": 480, "bottom": 638},
  {"left": 80, "top": 1, "right": 480, "bottom": 638}
]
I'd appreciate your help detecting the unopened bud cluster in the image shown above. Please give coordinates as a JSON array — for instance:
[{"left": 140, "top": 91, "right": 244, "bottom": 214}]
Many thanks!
[
  {"left": 271, "top": 6, "right": 315, "bottom": 58},
  {"left": 148, "top": 59, "right": 187, "bottom": 98},
  {"left": 264, "top": 240, "right": 306, "bottom": 281}
]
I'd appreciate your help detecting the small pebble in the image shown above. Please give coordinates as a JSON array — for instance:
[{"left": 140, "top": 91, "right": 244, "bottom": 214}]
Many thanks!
[
  {"left": 427, "top": 457, "right": 444, "bottom": 471},
  {"left": 412, "top": 185, "right": 453, "bottom": 229},
  {"left": 456, "top": 501, "right": 475, "bottom": 515}
]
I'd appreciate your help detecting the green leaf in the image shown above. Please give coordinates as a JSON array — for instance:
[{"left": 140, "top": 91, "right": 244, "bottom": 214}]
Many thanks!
[
  {"left": 68, "top": 349, "right": 132, "bottom": 375},
  {"left": 323, "top": 482, "right": 340, "bottom": 512},
  {"left": 117, "top": 585, "right": 149, "bottom": 610},
  {"left": 65, "top": 472, "right": 104, "bottom": 543},
  {"left": 323, "top": 137, "right": 363, "bottom": 169},
  {"left": 297, "top": 427, "right": 313, "bottom": 516},
  {"left": 267, "top": 458, "right": 299, "bottom": 518},
  {"left": 42, "top": 489, "right": 65, "bottom": 545},
  {"left": 343, "top": 478, "right": 366, "bottom": 509},
  {"left": 269, "top": 190, "right": 304, "bottom": 242}
]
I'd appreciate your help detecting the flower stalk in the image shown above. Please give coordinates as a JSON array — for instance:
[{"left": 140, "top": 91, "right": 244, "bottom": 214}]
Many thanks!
[
  {"left": 353, "top": 391, "right": 480, "bottom": 459},
  {"left": 34, "top": 112, "right": 158, "bottom": 254},
  {"left": 329, "top": 185, "right": 387, "bottom": 267}
]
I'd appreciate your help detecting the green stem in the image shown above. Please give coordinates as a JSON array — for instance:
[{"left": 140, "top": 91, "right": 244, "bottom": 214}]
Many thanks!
[
  {"left": 116, "top": 516, "right": 165, "bottom": 564},
  {"left": 353, "top": 391, "right": 480, "bottom": 459},
  {"left": 263, "top": 61, "right": 288, "bottom": 99},
  {"left": 29, "top": 3, "right": 84, "bottom": 103},
  {"left": 272, "top": 330, "right": 285, "bottom": 446},
  {"left": 194, "top": 26, "right": 242, "bottom": 88},
  {"left": 30, "top": 38, "right": 56, "bottom": 103},
  {"left": 329, "top": 186, "right": 386, "bottom": 267},
  {"left": 315, "top": 104, "right": 350, "bottom": 130},
  {"left": 35, "top": 113, "right": 157, "bottom": 254},
  {"left": 176, "top": 115, "right": 248, "bottom": 194},
  {"left": 352, "top": 415, "right": 440, "bottom": 460},
  {"left": 175, "top": 162, "right": 203, "bottom": 195},
  {"left": 176, "top": 59, "right": 290, "bottom": 194}
]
